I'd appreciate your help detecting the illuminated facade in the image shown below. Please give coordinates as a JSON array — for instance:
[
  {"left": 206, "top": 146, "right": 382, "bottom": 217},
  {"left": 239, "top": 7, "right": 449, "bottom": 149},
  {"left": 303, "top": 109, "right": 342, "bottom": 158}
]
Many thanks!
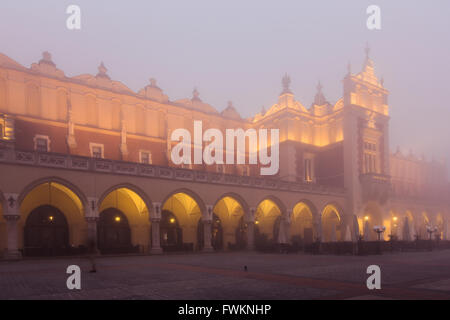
[{"left": 0, "top": 49, "right": 448, "bottom": 259}]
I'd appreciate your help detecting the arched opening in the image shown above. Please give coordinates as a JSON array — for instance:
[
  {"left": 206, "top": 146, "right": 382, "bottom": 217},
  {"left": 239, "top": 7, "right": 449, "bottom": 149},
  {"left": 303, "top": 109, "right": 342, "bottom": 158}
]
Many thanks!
[
  {"left": 20, "top": 181, "right": 86, "bottom": 256},
  {"left": 162, "top": 192, "right": 203, "bottom": 251},
  {"left": 361, "top": 201, "right": 383, "bottom": 241},
  {"left": 212, "top": 196, "right": 245, "bottom": 250},
  {"left": 24, "top": 205, "right": 69, "bottom": 256},
  {"left": 290, "top": 202, "right": 315, "bottom": 247},
  {"left": 322, "top": 204, "right": 342, "bottom": 242},
  {"left": 98, "top": 187, "right": 150, "bottom": 253},
  {"left": 160, "top": 210, "right": 183, "bottom": 251},
  {"left": 97, "top": 208, "right": 132, "bottom": 254},
  {"left": 254, "top": 199, "right": 282, "bottom": 247}
]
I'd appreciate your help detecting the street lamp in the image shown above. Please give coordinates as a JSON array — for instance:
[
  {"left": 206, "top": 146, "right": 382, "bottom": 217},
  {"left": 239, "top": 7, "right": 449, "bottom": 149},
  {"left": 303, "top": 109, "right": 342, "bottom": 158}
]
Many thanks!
[
  {"left": 426, "top": 225, "right": 438, "bottom": 240},
  {"left": 373, "top": 226, "right": 386, "bottom": 241}
]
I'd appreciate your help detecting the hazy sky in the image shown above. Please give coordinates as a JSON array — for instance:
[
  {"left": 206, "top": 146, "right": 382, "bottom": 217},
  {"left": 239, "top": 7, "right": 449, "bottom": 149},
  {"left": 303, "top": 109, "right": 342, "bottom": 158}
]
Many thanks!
[{"left": 1, "top": 0, "right": 449, "bottom": 168}]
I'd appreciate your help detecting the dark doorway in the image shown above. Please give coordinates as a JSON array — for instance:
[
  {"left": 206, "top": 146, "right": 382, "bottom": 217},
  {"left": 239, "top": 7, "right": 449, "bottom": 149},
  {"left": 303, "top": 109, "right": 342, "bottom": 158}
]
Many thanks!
[
  {"left": 235, "top": 216, "right": 247, "bottom": 250},
  {"left": 304, "top": 228, "right": 314, "bottom": 244},
  {"left": 24, "top": 205, "right": 69, "bottom": 257},
  {"left": 211, "top": 214, "right": 223, "bottom": 250},
  {"left": 273, "top": 215, "right": 281, "bottom": 242},
  {"left": 160, "top": 210, "right": 183, "bottom": 252},
  {"left": 97, "top": 208, "right": 133, "bottom": 254}
]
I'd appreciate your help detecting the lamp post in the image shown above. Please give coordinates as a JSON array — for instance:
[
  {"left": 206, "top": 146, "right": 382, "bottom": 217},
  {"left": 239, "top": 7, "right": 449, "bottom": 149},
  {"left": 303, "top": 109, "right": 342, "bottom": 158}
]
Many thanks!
[
  {"left": 373, "top": 226, "right": 386, "bottom": 255},
  {"left": 426, "top": 225, "right": 438, "bottom": 240},
  {"left": 373, "top": 226, "right": 386, "bottom": 241},
  {"left": 426, "top": 225, "right": 438, "bottom": 251}
]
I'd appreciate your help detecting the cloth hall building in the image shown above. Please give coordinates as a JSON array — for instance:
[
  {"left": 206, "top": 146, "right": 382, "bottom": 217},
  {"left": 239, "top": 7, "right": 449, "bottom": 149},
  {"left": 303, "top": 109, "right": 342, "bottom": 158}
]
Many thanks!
[{"left": 0, "top": 49, "right": 448, "bottom": 259}]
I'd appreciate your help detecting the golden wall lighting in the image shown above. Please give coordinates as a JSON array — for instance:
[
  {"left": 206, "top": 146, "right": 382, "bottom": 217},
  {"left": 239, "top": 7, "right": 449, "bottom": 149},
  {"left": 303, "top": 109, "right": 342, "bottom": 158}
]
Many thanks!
[{"left": 364, "top": 216, "right": 369, "bottom": 221}]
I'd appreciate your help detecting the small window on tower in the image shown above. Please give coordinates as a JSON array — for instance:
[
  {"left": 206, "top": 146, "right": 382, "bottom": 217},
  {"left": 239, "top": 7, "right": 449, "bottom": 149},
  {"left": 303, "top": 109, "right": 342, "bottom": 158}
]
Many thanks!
[
  {"left": 34, "top": 135, "right": 50, "bottom": 152},
  {"left": 140, "top": 151, "right": 152, "bottom": 164},
  {"left": 90, "top": 143, "right": 104, "bottom": 159},
  {"left": 304, "top": 158, "right": 312, "bottom": 182},
  {"left": 303, "top": 153, "right": 315, "bottom": 182},
  {"left": 363, "top": 140, "right": 378, "bottom": 173}
]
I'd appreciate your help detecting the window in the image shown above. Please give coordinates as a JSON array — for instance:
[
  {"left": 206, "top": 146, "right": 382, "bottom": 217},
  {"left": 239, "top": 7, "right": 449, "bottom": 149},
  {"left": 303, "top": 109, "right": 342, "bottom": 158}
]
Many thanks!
[
  {"left": 34, "top": 135, "right": 50, "bottom": 152},
  {"left": 139, "top": 150, "right": 152, "bottom": 164},
  {"left": 303, "top": 154, "right": 315, "bottom": 182},
  {"left": 89, "top": 143, "right": 104, "bottom": 159},
  {"left": 0, "top": 123, "right": 3, "bottom": 139},
  {"left": 363, "top": 141, "right": 378, "bottom": 173},
  {"left": 242, "top": 165, "right": 250, "bottom": 176},
  {"left": 304, "top": 158, "right": 312, "bottom": 182}
]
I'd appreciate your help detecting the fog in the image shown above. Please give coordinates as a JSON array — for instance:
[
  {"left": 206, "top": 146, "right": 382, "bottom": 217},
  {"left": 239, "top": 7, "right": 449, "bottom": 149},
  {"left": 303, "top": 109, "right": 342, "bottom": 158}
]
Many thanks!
[{"left": 1, "top": 0, "right": 449, "bottom": 170}]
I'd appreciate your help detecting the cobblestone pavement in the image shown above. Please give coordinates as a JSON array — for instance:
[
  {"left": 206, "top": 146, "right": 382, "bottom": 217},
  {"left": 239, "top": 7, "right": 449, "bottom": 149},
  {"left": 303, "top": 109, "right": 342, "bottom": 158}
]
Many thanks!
[{"left": 0, "top": 250, "right": 449, "bottom": 300}]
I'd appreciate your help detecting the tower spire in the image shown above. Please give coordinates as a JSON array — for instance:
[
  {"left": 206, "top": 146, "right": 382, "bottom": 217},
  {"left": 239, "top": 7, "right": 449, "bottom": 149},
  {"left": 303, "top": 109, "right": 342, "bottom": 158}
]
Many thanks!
[
  {"left": 281, "top": 73, "right": 292, "bottom": 94},
  {"left": 365, "top": 42, "right": 370, "bottom": 60},
  {"left": 192, "top": 87, "right": 201, "bottom": 101},
  {"left": 317, "top": 81, "right": 323, "bottom": 94},
  {"left": 313, "top": 80, "right": 327, "bottom": 105},
  {"left": 363, "top": 42, "right": 374, "bottom": 69}
]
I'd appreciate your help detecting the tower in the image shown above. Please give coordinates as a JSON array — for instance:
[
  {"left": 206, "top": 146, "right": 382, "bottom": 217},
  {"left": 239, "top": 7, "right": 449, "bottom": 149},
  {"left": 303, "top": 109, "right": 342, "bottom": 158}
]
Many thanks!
[{"left": 342, "top": 45, "right": 390, "bottom": 236}]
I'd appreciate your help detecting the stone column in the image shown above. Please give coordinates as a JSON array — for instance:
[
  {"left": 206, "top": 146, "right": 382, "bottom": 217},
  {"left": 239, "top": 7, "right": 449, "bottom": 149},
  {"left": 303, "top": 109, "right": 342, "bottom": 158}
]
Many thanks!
[
  {"left": 201, "top": 205, "right": 214, "bottom": 252},
  {"left": 150, "top": 202, "right": 162, "bottom": 254},
  {"left": 85, "top": 217, "right": 99, "bottom": 254},
  {"left": 245, "top": 207, "right": 256, "bottom": 251},
  {"left": 277, "top": 216, "right": 290, "bottom": 244},
  {"left": 3, "top": 193, "right": 21, "bottom": 260},
  {"left": 201, "top": 220, "right": 213, "bottom": 252},
  {"left": 85, "top": 197, "right": 99, "bottom": 254},
  {"left": 285, "top": 210, "right": 293, "bottom": 244},
  {"left": 313, "top": 214, "right": 322, "bottom": 242},
  {"left": 5, "top": 215, "right": 21, "bottom": 259},
  {"left": 150, "top": 218, "right": 163, "bottom": 254}
]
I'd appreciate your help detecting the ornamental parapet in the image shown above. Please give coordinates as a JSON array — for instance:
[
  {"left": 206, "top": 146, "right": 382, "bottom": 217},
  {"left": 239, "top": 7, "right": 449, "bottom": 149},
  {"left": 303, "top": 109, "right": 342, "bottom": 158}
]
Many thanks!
[{"left": 0, "top": 148, "right": 346, "bottom": 196}]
